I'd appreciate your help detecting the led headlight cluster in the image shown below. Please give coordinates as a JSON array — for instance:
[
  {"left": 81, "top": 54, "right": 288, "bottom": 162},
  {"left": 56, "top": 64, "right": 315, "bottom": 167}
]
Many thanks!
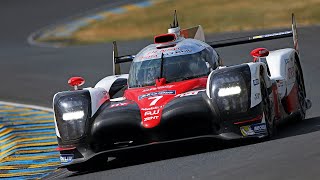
[
  {"left": 218, "top": 86, "right": 241, "bottom": 97},
  {"left": 62, "top": 111, "right": 85, "bottom": 121},
  {"left": 54, "top": 91, "right": 90, "bottom": 142},
  {"left": 210, "top": 68, "right": 250, "bottom": 114}
]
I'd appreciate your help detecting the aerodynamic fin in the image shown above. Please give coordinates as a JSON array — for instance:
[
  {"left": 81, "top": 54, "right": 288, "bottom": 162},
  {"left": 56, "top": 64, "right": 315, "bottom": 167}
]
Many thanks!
[
  {"left": 180, "top": 25, "right": 205, "bottom": 41},
  {"left": 112, "top": 41, "right": 135, "bottom": 75},
  {"left": 113, "top": 41, "right": 121, "bottom": 75},
  {"left": 292, "top": 13, "right": 299, "bottom": 53}
]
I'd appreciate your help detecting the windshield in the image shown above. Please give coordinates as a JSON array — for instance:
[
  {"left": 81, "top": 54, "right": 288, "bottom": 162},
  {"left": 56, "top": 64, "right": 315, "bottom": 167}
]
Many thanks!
[{"left": 128, "top": 50, "right": 212, "bottom": 88}]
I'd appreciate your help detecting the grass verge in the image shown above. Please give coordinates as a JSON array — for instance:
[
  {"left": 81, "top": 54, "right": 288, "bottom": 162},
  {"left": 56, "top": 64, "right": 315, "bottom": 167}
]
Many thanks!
[{"left": 40, "top": 0, "right": 320, "bottom": 45}]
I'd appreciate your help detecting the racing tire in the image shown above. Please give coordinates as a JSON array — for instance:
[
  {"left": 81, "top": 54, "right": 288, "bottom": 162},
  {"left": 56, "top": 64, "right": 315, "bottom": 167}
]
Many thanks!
[
  {"left": 295, "top": 60, "right": 307, "bottom": 121},
  {"left": 260, "top": 76, "right": 275, "bottom": 138}
]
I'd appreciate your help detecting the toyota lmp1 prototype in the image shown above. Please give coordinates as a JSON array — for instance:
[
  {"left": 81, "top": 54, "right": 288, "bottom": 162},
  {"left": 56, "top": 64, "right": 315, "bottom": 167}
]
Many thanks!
[{"left": 54, "top": 12, "right": 311, "bottom": 170}]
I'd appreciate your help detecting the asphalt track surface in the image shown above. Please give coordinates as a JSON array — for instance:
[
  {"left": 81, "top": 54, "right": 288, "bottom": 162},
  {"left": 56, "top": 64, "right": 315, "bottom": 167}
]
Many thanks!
[{"left": 1, "top": 1, "right": 320, "bottom": 180}]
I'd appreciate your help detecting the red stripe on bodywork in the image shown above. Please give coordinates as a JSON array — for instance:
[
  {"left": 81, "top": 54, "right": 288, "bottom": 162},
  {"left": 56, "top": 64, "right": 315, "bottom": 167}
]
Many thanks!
[
  {"left": 98, "top": 94, "right": 110, "bottom": 107},
  {"left": 234, "top": 115, "right": 263, "bottom": 125},
  {"left": 56, "top": 146, "right": 76, "bottom": 151},
  {"left": 285, "top": 83, "right": 299, "bottom": 113}
]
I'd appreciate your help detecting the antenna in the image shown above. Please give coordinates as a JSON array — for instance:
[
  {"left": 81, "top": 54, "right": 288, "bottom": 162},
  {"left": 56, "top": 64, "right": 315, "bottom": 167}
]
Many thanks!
[
  {"left": 160, "top": 53, "right": 164, "bottom": 78},
  {"left": 170, "top": 10, "right": 179, "bottom": 28}
]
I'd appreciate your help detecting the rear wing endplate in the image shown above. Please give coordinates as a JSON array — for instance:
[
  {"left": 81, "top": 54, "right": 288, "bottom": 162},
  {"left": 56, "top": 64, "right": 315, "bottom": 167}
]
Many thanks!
[{"left": 112, "top": 41, "right": 135, "bottom": 75}]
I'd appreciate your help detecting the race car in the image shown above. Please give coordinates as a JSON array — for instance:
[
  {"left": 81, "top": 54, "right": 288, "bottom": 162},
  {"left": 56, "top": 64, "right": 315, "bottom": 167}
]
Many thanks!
[{"left": 53, "top": 12, "right": 311, "bottom": 171}]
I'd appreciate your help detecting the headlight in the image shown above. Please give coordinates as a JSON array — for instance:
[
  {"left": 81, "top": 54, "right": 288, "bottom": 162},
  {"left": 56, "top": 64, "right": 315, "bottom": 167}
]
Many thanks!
[
  {"left": 218, "top": 86, "right": 241, "bottom": 97},
  {"left": 209, "top": 65, "right": 251, "bottom": 114},
  {"left": 54, "top": 91, "right": 91, "bottom": 142},
  {"left": 62, "top": 111, "right": 85, "bottom": 121}
]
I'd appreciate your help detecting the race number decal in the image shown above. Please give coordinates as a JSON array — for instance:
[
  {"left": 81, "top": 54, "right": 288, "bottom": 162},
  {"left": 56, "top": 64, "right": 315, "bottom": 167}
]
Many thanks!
[{"left": 148, "top": 96, "right": 163, "bottom": 106}]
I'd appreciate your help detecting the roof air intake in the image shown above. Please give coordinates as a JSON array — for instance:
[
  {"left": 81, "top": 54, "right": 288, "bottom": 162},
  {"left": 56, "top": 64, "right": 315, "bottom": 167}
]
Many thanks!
[{"left": 154, "top": 33, "right": 176, "bottom": 44}]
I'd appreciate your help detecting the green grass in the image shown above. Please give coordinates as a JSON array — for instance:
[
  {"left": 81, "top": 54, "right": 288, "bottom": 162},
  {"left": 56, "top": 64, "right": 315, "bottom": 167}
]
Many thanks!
[{"left": 40, "top": 0, "right": 320, "bottom": 45}]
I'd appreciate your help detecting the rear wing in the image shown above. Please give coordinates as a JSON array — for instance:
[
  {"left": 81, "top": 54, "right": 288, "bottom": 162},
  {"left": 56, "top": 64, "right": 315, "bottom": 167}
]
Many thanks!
[
  {"left": 208, "top": 30, "right": 293, "bottom": 48},
  {"left": 112, "top": 14, "right": 299, "bottom": 75},
  {"left": 208, "top": 14, "right": 298, "bottom": 49}
]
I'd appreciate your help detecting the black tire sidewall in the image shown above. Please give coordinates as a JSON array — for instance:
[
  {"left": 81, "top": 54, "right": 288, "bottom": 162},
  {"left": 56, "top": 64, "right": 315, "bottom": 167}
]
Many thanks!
[{"left": 260, "top": 77, "right": 274, "bottom": 137}]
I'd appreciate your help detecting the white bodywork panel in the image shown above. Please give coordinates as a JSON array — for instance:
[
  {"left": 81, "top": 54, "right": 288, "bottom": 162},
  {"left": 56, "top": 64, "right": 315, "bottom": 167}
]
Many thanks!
[
  {"left": 53, "top": 87, "right": 110, "bottom": 137},
  {"left": 84, "top": 87, "right": 109, "bottom": 117},
  {"left": 95, "top": 74, "right": 129, "bottom": 91},
  {"left": 181, "top": 25, "right": 205, "bottom": 42},
  {"left": 266, "top": 48, "right": 296, "bottom": 99},
  {"left": 53, "top": 74, "right": 129, "bottom": 137},
  {"left": 52, "top": 94, "right": 61, "bottom": 138},
  {"left": 247, "top": 62, "right": 272, "bottom": 108},
  {"left": 90, "top": 74, "right": 129, "bottom": 116}
]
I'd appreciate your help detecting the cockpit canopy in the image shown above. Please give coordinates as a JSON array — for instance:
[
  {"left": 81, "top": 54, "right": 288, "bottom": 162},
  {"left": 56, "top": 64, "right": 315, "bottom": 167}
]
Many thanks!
[{"left": 128, "top": 39, "right": 220, "bottom": 88}]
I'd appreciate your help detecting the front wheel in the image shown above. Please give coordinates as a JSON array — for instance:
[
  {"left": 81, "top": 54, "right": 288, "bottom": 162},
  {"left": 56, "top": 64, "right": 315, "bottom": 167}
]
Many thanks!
[
  {"left": 260, "top": 77, "right": 276, "bottom": 138},
  {"left": 295, "top": 61, "right": 307, "bottom": 121}
]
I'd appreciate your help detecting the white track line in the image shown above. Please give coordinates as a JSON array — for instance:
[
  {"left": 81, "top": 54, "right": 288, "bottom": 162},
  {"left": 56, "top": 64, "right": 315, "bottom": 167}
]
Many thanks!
[{"left": 0, "top": 101, "right": 52, "bottom": 112}]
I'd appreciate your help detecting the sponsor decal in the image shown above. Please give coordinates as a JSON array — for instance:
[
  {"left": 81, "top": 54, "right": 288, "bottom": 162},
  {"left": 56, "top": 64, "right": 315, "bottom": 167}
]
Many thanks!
[
  {"left": 254, "top": 93, "right": 261, "bottom": 100},
  {"left": 145, "top": 47, "right": 193, "bottom": 55},
  {"left": 60, "top": 154, "right": 74, "bottom": 164},
  {"left": 253, "top": 79, "right": 260, "bottom": 86},
  {"left": 175, "top": 89, "right": 205, "bottom": 98},
  {"left": 285, "top": 59, "right": 289, "bottom": 64},
  {"left": 277, "top": 80, "right": 284, "bottom": 87},
  {"left": 139, "top": 90, "right": 176, "bottom": 100},
  {"left": 288, "top": 67, "right": 295, "bottom": 79},
  {"left": 240, "top": 123, "right": 267, "bottom": 136},
  {"left": 147, "top": 47, "right": 181, "bottom": 54},
  {"left": 252, "top": 31, "right": 291, "bottom": 39},
  {"left": 110, "top": 102, "right": 129, "bottom": 108},
  {"left": 144, "top": 109, "right": 160, "bottom": 116},
  {"left": 251, "top": 123, "right": 267, "bottom": 134},
  {"left": 144, "top": 115, "right": 159, "bottom": 122},
  {"left": 138, "top": 54, "right": 158, "bottom": 60},
  {"left": 240, "top": 126, "right": 255, "bottom": 136},
  {"left": 141, "top": 106, "right": 163, "bottom": 111},
  {"left": 142, "top": 85, "right": 175, "bottom": 92}
]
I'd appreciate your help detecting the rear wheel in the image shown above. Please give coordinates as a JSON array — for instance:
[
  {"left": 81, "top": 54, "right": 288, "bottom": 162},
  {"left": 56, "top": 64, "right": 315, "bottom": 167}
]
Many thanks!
[{"left": 295, "top": 61, "right": 306, "bottom": 121}]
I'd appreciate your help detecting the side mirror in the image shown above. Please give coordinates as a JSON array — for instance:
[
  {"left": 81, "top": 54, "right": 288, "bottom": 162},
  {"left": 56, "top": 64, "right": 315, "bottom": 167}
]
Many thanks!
[{"left": 68, "top": 77, "right": 85, "bottom": 90}]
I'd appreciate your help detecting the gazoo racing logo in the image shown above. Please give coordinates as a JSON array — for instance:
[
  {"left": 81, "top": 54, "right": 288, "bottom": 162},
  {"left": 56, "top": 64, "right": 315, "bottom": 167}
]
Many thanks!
[{"left": 138, "top": 90, "right": 176, "bottom": 100}]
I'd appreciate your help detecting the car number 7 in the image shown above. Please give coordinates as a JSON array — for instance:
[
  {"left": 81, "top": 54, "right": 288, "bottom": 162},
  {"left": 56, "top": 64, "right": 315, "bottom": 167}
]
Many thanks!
[{"left": 148, "top": 96, "right": 163, "bottom": 106}]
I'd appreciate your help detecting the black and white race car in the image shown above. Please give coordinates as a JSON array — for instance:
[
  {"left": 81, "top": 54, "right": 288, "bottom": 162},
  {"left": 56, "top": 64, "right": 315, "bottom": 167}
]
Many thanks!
[{"left": 53, "top": 12, "right": 311, "bottom": 170}]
